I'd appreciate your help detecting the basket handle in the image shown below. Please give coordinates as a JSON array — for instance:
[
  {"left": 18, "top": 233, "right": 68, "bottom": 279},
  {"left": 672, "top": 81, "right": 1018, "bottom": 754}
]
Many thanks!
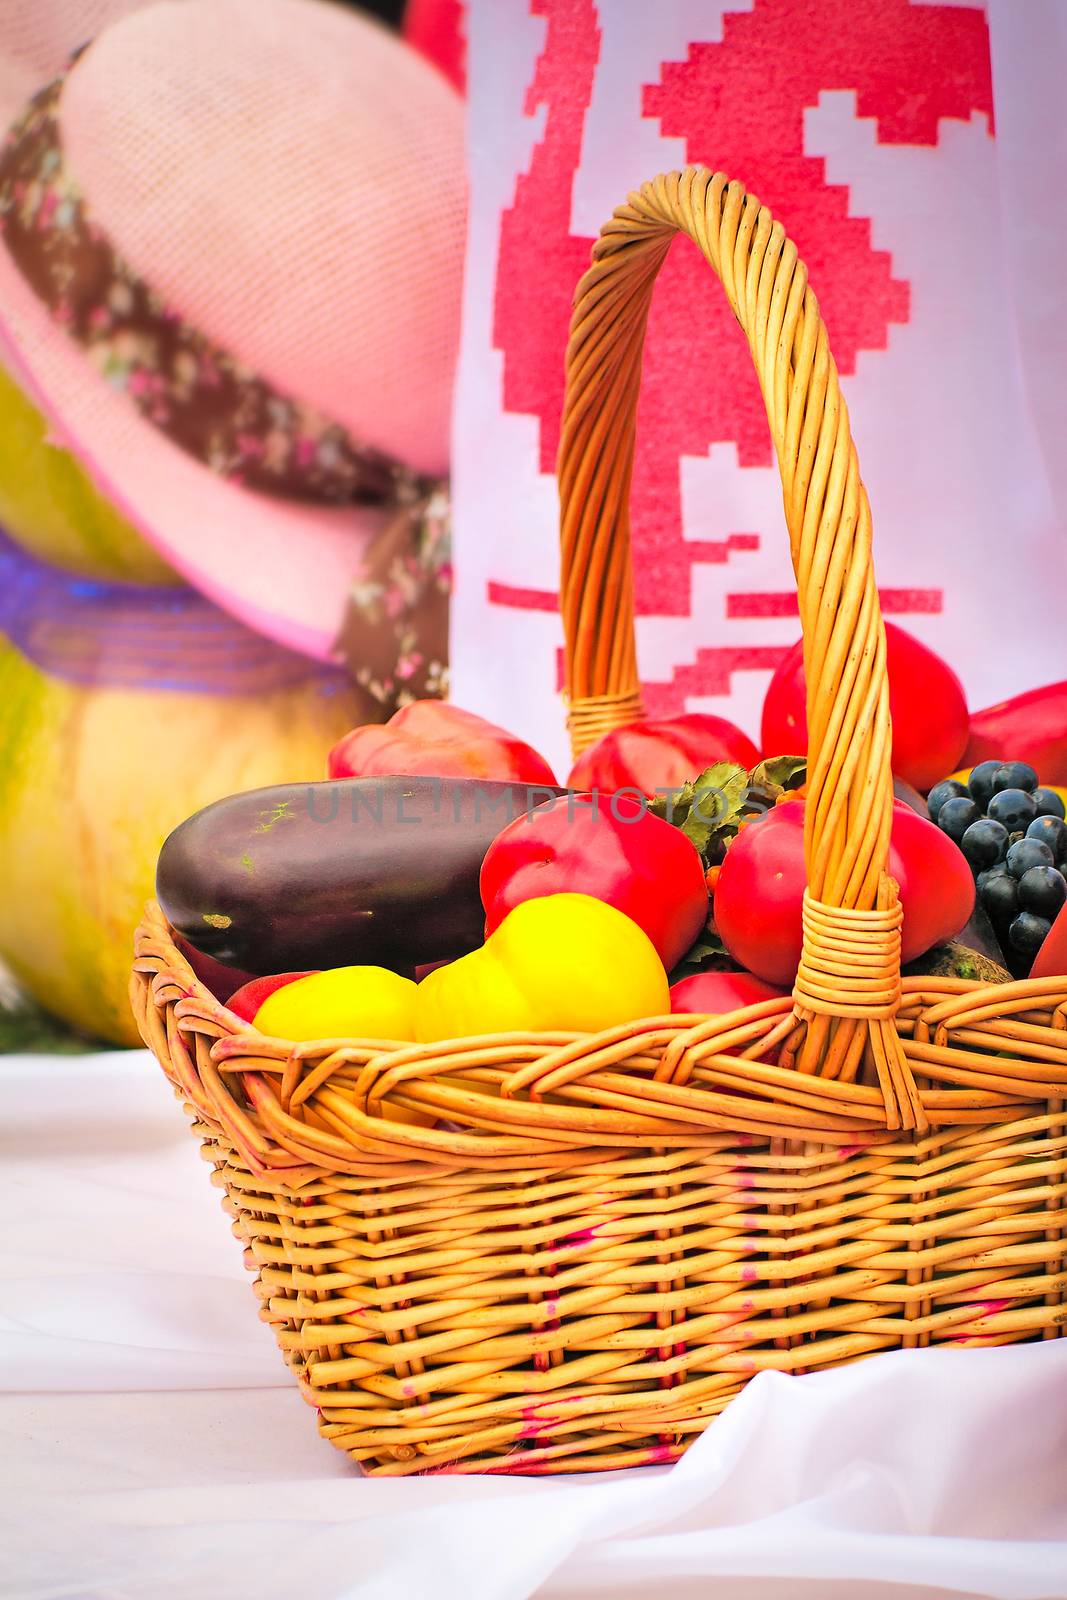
[{"left": 557, "top": 169, "right": 923, "bottom": 1131}]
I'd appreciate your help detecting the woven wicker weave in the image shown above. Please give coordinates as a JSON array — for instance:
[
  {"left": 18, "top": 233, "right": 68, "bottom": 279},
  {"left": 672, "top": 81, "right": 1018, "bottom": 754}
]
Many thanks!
[{"left": 132, "top": 170, "right": 1067, "bottom": 1476}]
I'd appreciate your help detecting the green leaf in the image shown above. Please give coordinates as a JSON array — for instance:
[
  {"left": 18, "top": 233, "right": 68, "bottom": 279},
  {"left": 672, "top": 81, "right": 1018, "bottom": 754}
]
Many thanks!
[
  {"left": 650, "top": 756, "right": 807, "bottom": 870},
  {"left": 667, "top": 931, "right": 735, "bottom": 985},
  {"left": 683, "top": 764, "right": 748, "bottom": 852},
  {"left": 750, "top": 755, "right": 807, "bottom": 793},
  {"left": 650, "top": 759, "right": 771, "bottom": 864}
]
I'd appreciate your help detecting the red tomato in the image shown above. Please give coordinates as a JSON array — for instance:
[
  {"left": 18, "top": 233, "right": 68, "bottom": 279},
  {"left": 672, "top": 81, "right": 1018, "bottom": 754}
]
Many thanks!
[
  {"left": 669, "top": 970, "right": 787, "bottom": 1013},
  {"left": 712, "top": 802, "right": 809, "bottom": 985},
  {"left": 669, "top": 970, "right": 788, "bottom": 1062},
  {"left": 567, "top": 713, "right": 759, "bottom": 796},
  {"left": 328, "top": 701, "right": 557, "bottom": 785},
  {"left": 761, "top": 622, "right": 969, "bottom": 792},
  {"left": 888, "top": 803, "right": 976, "bottom": 965},
  {"left": 481, "top": 791, "right": 708, "bottom": 971},
  {"left": 713, "top": 799, "right": 974, "bottom": 986},
  {"left": 227, "top": 971, "right": 319, "bottom": 1023}
]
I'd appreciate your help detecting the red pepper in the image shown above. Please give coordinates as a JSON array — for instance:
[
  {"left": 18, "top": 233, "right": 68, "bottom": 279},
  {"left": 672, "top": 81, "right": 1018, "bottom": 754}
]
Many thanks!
[
  {"left": 713, "top": 798, "right": 975, "bottom": 986},
  {"left": 480, "top": 792, "right": 708, "bottom": 971},
  {"left": 761, "top": 622, "right": 970, "bottom": 792},
  {"left": 1030, "top": 901, "right": 1067, "bottom": 980},
  {"left": 566, "top": 713, "right": 759, "bottom": 797},
  {"left": 328, "top": 700, "right": 557, "bottom": 785},
  {"left": 963, "top": 681, "right": 1067, "bottom": 787}
]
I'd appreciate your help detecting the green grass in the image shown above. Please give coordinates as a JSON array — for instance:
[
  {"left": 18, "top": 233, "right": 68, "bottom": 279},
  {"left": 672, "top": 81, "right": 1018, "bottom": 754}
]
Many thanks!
[{"left": 0, "top": 972, "right": 105, "bottom": 1054}]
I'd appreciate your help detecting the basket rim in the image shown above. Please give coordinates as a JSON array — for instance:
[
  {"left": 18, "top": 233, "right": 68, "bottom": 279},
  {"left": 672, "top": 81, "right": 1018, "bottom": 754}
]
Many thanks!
[
  {"left": 137, "top": 897, "right": 1067, "bottom": 1055},
  {"left": 132, "top": 900, "right": 1067, "bottom": 1170}
]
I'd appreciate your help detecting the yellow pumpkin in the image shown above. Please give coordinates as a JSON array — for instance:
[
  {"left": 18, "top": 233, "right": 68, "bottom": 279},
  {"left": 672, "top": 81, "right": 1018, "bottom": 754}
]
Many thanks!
[
  {"left": 0, "top": 363, "right": 178, "bottom": 585},
  {"left": 0, "top": 627, "right": 365, "bottom": 1046}
]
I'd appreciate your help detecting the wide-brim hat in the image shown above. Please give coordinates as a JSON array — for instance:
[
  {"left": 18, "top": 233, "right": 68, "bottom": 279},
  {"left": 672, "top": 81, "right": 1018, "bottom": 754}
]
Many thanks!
[
  {"left": 0, "top": 0, "right": 466, "bottom": 664},
  {"left": 0, "top": 0, "right": 148, "bottom": 131}
]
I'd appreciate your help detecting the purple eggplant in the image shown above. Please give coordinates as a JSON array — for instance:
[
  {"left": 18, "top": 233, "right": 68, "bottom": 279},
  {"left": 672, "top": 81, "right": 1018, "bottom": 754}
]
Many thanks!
[{"left": 156, "top": 775, "right": 565, "bottom": 975}]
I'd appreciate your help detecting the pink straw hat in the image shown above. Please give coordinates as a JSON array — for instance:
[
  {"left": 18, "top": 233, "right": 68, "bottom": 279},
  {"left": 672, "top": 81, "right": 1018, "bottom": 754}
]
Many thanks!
[
  {"left": 0, "top": 0, "right": 147, "bottom": 131},
  {"left": 0, "top": 0, "right": 466, "bottom": 667}
]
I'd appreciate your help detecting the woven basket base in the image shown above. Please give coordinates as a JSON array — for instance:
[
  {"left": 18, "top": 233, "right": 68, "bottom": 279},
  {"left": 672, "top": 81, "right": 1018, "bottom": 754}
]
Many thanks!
[{"left": 189, "top": 1103, "right": 1067, "bottom": 1476}]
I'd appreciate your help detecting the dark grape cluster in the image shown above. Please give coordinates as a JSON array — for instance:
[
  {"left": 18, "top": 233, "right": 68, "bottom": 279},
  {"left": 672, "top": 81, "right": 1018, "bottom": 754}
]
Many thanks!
[{"left": 927, "top": 760, "right": 1067, "bottom": 974}]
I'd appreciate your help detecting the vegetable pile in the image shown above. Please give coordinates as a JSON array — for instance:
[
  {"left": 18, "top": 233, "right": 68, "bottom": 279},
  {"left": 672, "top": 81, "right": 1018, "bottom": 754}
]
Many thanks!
[{"left": 159, "top": 627, "right": 1067, "bottom": 1049}]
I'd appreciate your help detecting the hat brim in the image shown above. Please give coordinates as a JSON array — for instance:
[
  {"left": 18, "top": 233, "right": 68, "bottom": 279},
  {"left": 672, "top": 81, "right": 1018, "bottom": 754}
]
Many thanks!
[{"left": 0, "top": 247, "right": 387, "bottom": 661}]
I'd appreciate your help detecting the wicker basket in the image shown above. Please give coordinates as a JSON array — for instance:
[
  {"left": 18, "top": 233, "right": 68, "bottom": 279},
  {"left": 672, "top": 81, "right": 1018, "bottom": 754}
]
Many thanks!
[{"left": 132, "top": 170, "right": 1067, "bottom": 1476}]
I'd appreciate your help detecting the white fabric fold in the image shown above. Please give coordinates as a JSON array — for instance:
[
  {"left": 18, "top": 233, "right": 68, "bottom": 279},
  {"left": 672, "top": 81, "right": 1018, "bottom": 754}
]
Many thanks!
[{"left": 2, "top": 1052, "right": 1065, "bottom": 1600}]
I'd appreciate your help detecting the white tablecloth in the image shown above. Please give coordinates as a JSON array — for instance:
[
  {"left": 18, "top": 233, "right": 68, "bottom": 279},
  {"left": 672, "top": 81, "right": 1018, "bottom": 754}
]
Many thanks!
[{"left": 2, "top": 1051, "right": 1066, "bottom": 1600}]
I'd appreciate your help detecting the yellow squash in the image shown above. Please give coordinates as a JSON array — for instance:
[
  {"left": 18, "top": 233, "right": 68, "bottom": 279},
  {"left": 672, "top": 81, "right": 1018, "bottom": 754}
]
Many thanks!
[
  {"left": 252, "top": 967, "right": 433, "bottom": 1127},
  {"left": 416, "top": 892, "right": 671, "bottom": 1042},
  {"left": 254, "top": 966, "right": 418, "bottom": 1043}
]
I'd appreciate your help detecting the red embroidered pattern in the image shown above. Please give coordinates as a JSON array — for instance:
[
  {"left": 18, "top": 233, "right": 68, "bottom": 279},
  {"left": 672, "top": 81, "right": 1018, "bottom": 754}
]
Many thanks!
[{"left": 492, "top": 0, "right": 992, "bottom": 709}]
